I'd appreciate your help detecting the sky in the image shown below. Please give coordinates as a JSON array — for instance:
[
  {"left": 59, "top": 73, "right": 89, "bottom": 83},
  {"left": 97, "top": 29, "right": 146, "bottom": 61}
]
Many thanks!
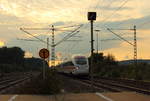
[{"left": 0, "top": 0, "right": 150, "bottom": 61}]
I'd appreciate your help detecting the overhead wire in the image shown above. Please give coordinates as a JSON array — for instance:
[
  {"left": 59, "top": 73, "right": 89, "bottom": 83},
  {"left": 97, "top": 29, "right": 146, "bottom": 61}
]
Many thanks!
[
  {"left": 111, "top": 0, "right": 140, "bottom": 28},
  {"left": 20, "top": 28, "right": 50, "bottom": 45},
  {"left": 94, "top": 0, "right": 104, "bottom": 11},
  {"left": 107, "top": 28, "right": 134, "bottom": 46},
  {"left": 99, "top": 0, "right": 130, "bottom": 28},
  {"left": 94, "top": 0, "right": 115, "bottom": 29},
  {"left": 55, "top": 25, "right": 82, "bottom": 46},
  {"left": 96, "top": 0, "right": 115, "bottom": 13},
  {"left": 78, "top": 0, "right": 132, "bottom": 48},
  {"left": 99, "top": 0, "right": 138, "bottom": 51}
]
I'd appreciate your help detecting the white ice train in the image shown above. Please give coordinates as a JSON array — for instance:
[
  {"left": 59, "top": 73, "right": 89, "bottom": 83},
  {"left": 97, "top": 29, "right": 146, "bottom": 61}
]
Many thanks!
[{"left": 57, "top": 55, "right": 89, "bottom": 75}]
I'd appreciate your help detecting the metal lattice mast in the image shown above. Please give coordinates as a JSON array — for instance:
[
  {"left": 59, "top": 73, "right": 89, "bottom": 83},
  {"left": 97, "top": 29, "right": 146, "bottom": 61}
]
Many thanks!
[
  {"left": 51, "top": 25, "right": 55, "bottom": 66},
  {"left": 133, "top": 25, "right": 137, "bottom": 65},
  {"left": 107, "top": 25, "right": 138, "bottom": 65},
  {"left": 47, "top": 38, "right": 50, "bottom": 66}
]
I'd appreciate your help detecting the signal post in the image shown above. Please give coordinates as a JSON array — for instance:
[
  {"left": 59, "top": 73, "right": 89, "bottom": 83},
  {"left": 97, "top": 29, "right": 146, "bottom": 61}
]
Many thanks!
[{"left": 88, "top": 12, "right": 97, "bottom": 91}]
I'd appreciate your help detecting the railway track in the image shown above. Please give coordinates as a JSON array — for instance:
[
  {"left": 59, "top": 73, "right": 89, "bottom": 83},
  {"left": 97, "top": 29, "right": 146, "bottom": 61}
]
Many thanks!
[
  {"left": 0, "top": 72, "right": 40, "bottom": 93},
  {"left": 62, "top": 74, "right": 150, "bottom": 95},
  {"left": 96, "top": 77, "right": 150, "bottom": 90},
  {"left": 92, "top": 78, "right": 150, "bottom": 95},
  {"left": 81, "top": 79, "right": 122, "bottom": 92}
]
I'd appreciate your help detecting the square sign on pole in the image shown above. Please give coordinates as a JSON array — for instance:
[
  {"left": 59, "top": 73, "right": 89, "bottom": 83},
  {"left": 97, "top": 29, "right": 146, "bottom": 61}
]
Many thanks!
[{"left": 88, "top": 12, "right": 97, "bottom": 20}]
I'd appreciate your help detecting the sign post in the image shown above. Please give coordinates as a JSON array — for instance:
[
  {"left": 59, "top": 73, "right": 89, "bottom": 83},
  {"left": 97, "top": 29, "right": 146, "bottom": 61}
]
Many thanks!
[{"left": 39, "top": 48, "right": 49, "bottom": 79}]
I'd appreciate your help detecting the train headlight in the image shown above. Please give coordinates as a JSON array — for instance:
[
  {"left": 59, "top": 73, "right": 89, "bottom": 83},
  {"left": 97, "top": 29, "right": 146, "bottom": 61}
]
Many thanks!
[{"left": 75, "top": 66, "right": 79, "bottom": 70}]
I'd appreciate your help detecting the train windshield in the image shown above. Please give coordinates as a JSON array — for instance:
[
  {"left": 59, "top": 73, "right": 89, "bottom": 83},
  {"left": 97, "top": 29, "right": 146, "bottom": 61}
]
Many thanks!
[{"left": 75, "top": 58, "right": 87, "bottom": 65}]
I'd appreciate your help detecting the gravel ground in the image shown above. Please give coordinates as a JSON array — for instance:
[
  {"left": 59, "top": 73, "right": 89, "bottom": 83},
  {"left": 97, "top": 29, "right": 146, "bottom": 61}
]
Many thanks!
[
  {"left": 59, "top": 74, "right": 104, "bottom": 93},
  {"left": 1, "top": 73, "right": 104, "bottom": 94}
]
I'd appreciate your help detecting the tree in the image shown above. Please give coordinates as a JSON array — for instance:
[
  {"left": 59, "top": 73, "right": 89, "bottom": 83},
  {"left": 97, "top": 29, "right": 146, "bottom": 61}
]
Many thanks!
[
  {"left": 0, "top": 46, "right": 24, "bottom": 64},
  {"left": 104, "top": 54, "right": 118, "bottom": 65},
  {"left": 88, "top": 52, "right": 104, "bottom": 65}
]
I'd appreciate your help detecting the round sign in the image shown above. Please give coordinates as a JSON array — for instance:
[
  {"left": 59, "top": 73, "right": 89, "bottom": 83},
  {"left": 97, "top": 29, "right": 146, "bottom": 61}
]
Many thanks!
[{"left": 39, "top": 48, "right": 49, "bottom": 59}]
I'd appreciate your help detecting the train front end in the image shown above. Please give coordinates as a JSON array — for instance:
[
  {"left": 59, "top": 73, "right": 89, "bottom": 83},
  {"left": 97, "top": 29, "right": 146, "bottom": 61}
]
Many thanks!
[{"left": 72, "top": 56, "right": 89, "bottom": 75}]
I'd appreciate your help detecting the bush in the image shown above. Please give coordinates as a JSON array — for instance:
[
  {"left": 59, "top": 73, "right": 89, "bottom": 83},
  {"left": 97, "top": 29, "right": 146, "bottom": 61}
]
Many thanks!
[{"left": 17, "top": 69, "right": 63, "bottom": 94}]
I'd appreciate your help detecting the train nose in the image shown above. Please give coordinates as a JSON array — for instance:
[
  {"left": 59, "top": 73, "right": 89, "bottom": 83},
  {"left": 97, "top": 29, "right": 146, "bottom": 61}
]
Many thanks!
[{"left": 74, "top": 66, "right": 89, "bottom": 74}]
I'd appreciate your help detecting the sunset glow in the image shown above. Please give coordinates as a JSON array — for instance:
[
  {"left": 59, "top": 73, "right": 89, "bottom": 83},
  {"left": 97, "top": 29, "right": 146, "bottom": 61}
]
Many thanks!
[
  {"left": 0, "top": 41, "right": 4, "bottom": 47},
  {"left": 0, "top": 0, "right": 150, "bottom": 60}
]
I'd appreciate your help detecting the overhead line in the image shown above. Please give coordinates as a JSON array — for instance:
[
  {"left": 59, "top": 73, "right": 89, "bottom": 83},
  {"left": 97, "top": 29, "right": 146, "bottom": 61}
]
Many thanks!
[
  {"left": 107, "top": 28, "right": 134, "bottom": 46},
  {"left": 20, "top": 28, "right": 51, "bottom": 46},
  {"left": 17, "top": 38, "right": 40, "bottom": 42},
  {"left": 99, "top": 0, "right": 130, "bottom": 28},
  {"left": 94, "top": 0, "right": 104, "bottom": 11},
  {"left": 96, "top": 0, "right": 114, "bottom": 12},
  {"left": 20, "top": 24, "right": 83, "bottom": 47},
  {"left": 64, "top": 40, "right": 82, "bottom": 42},
  {"left": 104, "top": 0, "right": 130, "bottom": 22},
  {"left": 55, "top": 29, "right": 80, "bottom": 46},
  {"left": 56, "top": 24, "right": 82, "bottom": 29},
  {"left": 55, "top": 25, "right": 82, "bottom": 46},
  {"left": 101, "top": 38, "right": 120, "bottom": 41}
]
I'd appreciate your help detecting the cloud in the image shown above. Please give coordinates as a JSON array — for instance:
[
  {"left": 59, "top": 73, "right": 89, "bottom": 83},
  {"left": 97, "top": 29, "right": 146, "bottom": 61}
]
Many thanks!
[
  {"left": 52, "top": 22, "right": 65, "bottom": 26},
  {"left": 0, "top": 0, "right": 150, "bottom": 60},
  {"left": 0, "top": 0, "right": 89, "bottom": 23},
  {"left": 95, "top": 6, "right": 132, "bottom": 11},
  {"left": 0, "top": 0, "right": 149, "bottom": 23}
]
